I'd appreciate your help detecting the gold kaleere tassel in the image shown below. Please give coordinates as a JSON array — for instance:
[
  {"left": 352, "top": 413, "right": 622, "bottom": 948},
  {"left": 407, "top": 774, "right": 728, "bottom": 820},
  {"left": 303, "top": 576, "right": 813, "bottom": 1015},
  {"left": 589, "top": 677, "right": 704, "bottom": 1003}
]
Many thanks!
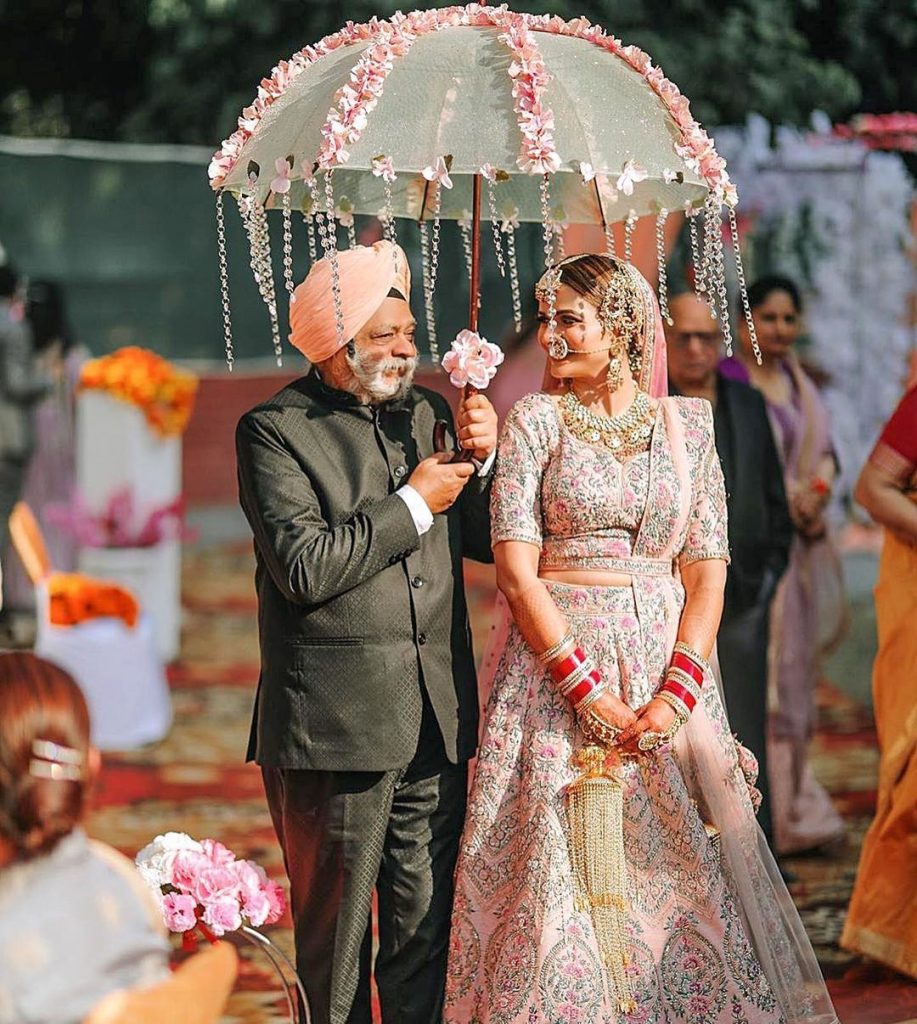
[{"left": 565, "top": 744, "right": 637, "bottom": 1015}]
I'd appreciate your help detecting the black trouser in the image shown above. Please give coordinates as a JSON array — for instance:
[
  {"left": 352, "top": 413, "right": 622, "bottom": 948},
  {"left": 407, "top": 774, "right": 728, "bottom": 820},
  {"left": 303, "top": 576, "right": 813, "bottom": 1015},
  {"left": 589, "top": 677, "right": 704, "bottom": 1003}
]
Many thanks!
[
  {"left": 717, "top": 596, "right": 774, "bottom": 845},
  {"left": 262, "top": 700, "right": 467, "bottom": 1024}
]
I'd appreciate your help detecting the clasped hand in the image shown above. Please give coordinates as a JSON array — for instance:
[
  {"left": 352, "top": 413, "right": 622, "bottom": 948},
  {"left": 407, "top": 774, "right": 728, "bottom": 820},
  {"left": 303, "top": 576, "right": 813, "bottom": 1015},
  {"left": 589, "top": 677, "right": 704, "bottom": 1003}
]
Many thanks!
[{"left": 588, "top": 693, "right": 678, "bottom": 754}]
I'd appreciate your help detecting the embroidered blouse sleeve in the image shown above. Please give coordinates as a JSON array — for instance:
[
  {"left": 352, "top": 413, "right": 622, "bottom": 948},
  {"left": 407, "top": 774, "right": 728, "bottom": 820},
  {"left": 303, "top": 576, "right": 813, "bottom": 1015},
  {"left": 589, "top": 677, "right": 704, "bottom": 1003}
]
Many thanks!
[
  {"left": 680, "top": 402, "right": 731, "bottom": 566},
  {"left": 491, "top": 396, "right": 552, "bottom": 548}
]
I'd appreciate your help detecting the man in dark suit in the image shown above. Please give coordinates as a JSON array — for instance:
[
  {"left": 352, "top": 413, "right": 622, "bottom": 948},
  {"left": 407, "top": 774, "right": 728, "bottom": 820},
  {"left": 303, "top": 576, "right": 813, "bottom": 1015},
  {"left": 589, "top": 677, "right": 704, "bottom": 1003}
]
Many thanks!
[
  {"left": 666, "top": 291, "right": 792, "bottom": 844},
  {"left": 236, "top": 242, "right": 497, "bottom": 1024}
]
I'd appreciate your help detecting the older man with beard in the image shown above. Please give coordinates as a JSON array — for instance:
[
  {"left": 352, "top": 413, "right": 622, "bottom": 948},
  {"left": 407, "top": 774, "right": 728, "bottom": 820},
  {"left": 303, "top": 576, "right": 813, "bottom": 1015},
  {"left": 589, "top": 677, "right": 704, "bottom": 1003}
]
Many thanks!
[{"left": 235, "top": 241, "right": 497, "bottom": 1024}]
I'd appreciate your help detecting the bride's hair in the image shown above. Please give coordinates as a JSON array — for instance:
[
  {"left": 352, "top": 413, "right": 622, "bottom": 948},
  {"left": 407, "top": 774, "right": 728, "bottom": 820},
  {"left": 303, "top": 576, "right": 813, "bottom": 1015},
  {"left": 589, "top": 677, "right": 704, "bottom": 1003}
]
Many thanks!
[
  {"left": 0, "top": 653, "right": 91, "bottom": 862},
  {"left": 553, "top": 253, "right": 618, "bottom": 309}
]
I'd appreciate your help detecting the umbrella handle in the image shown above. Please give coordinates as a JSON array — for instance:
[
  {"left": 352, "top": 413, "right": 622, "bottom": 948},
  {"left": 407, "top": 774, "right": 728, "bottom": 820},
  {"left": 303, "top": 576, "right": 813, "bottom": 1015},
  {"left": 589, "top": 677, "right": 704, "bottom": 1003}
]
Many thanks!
[{"left": 453, "top": 173, "right": 483, "bottom": 463}]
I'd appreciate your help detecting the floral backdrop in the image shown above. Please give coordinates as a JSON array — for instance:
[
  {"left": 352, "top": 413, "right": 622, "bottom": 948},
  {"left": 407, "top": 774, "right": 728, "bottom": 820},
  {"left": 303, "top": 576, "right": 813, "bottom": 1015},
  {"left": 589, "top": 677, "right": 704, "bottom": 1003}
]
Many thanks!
[{"left": 712, "top": 114, "right": 915, "bottom": 504}]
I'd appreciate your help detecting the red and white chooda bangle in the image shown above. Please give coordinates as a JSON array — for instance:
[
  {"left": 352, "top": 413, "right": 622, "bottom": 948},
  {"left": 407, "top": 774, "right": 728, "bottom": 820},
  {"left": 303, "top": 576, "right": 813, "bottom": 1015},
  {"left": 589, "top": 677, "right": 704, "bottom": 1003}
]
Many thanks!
[
  {"left": 660, "top": 641, "right": 709, "bottom": 716},
  {"left": 538, "top": 633, "right": 608, "bottom": 711}
]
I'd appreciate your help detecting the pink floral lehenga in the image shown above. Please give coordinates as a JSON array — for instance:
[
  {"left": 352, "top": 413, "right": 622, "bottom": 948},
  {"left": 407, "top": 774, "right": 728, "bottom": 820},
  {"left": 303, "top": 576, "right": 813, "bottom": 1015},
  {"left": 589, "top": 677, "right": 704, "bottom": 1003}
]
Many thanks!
[{"left": 444, "top": 392, "right": 838, "bottom": 1024}]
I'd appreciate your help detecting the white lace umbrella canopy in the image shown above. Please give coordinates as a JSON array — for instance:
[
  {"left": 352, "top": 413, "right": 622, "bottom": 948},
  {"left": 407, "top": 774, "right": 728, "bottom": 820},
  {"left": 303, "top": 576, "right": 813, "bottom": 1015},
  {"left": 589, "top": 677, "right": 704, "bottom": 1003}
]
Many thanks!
[{"left": 208, "top": 4, "right": 759, "bottom": 368}]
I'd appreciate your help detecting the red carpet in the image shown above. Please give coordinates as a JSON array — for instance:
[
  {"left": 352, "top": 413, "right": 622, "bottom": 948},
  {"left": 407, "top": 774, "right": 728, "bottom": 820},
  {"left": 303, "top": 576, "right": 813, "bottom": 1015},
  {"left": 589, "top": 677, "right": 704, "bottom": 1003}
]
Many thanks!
[{"left": 85, "top": 543, "right": 917, "bottom": 1023}]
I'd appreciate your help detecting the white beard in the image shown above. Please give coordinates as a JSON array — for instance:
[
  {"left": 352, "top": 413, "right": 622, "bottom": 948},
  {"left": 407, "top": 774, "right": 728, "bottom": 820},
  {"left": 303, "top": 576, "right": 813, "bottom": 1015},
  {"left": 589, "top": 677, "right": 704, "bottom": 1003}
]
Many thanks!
[{"left": 345, "top": 347, "right": 418, "bottom": 404}]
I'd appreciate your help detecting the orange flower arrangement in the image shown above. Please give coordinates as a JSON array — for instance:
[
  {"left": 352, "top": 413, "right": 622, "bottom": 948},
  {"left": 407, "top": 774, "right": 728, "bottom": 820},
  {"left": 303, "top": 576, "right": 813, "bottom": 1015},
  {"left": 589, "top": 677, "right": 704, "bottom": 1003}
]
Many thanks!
[
  {"left": 48, "top": 572, "right": 139, "bottom": 629},
  {"left": 79, "top": 347, "right": 198, "bottom": 437}
]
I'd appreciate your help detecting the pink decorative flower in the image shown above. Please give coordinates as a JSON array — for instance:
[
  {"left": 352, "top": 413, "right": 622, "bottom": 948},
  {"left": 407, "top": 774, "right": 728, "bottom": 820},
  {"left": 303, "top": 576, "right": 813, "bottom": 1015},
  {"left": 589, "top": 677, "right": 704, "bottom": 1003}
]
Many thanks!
[
  {"left": 422, "top": 156, "right": 453, "bottom": 190},
  {"left": 441, "top": 329, "right": 505, "bottom": 390},
  {"left": 371, "top": 154, "right": 396, "bottom": 182},
  {"left": 270, "top": 156, "right": 292, "bottom": 194},
  {"left": 162, "top": 892, "right": 197, "bottom": 933},
  {"left": 479, "top": 163, "right": 499, "bottom": 182},
  {"left": 616, "top": 158, "right": 648, "bottom": 196}
]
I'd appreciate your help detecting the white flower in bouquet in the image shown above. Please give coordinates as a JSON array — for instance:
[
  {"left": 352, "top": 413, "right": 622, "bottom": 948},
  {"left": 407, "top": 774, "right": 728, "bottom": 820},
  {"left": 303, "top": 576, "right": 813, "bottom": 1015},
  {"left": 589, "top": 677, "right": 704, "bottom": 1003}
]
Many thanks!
[{"left": 135, "top": 832, "right": 203, "bottom": 889}]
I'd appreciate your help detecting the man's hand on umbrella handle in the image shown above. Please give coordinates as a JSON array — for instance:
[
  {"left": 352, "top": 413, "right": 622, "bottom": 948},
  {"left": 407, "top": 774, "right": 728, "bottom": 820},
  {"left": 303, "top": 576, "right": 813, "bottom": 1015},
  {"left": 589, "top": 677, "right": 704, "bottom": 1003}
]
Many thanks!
[
  {"left": 457, "top": 392, "right": 498, "bottom": 463},
  {"left": 408, "top": 453, "right": 475, "bottom": 514}
]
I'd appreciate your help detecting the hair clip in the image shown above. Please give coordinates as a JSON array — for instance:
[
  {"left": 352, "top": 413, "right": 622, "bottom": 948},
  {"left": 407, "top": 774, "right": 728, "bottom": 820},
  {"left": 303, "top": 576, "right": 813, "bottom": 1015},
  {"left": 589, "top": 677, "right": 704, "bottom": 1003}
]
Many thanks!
[
  {"left": 29, "top": 759, "right": 84, "bottom": 782},
  {"left": 31, "top": 739, "right": 83, "bottom": 766}
]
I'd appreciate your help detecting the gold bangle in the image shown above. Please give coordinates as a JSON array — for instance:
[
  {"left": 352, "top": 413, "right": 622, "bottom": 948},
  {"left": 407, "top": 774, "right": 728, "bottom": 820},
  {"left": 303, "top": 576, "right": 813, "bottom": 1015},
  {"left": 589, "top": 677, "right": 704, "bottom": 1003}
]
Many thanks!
[
  {"left": 656, "top": 689, "right": 692, "bottom": 721},
  {"left": 582, "top": 710, "right": 620, "bottom": 747},
  {"left": 537, "top": 631, "right": 575, "bottom": 665}
]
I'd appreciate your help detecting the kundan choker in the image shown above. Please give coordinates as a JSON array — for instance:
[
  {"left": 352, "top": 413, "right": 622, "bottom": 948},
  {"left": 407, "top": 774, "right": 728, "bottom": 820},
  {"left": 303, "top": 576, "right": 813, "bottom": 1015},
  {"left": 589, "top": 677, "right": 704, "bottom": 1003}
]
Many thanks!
[{"left": 561, "top": 386, "right": 655, "bottom": 458}]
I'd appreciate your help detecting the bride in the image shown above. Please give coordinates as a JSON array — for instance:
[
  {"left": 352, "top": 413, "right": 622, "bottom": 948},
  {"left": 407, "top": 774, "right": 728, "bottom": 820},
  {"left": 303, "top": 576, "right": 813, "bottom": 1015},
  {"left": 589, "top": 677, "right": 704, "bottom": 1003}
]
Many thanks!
[{"left": 444, "top": 253, "right": 838, "bottom": 1023}]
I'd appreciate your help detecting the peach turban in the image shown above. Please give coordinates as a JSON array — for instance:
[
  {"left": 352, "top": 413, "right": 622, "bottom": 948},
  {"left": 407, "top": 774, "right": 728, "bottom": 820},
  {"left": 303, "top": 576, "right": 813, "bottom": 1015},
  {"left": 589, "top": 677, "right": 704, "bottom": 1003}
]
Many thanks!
[{"left": 288, "top": 240, "right": 411, "bottom": 363}]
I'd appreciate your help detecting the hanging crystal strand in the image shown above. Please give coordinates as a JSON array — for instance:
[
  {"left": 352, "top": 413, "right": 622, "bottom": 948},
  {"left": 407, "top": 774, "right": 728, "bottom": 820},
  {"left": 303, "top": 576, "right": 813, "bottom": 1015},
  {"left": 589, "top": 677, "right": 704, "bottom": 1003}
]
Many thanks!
[
  {"left": 303, "top": 178, "right": 320, "bottom": 263},
  {"left": 655, "top": 209, "right": 672, "bottom": 325},
  {"left": 504, "top": 223, "right": 523, "bottom": 334},
  {"left": 554, "top": 220, "right": 566, "bottom": 261},
  {"left": 428, "top": 186, "right": 443, "bottom": 295},
  {"left": 244, "top": 196, "right": 283, "bottom": 366},
  {"left": 605, "top": 224, "right": 616, "bottom": 258},
  {"left": 624, "top": 211, "right": 637, "bottom": 262},
  {"left": 702, "top": 196, "right": 719, "bottom": 320},
  {"left": 486, "top": 180, "right": 506, "bottom": 278},
  {"left": 215, "top": 193, "right": 234, "bottom": 371},
  {"left": 419, "top": 219, "right": 438, "bottom": 361},
  {"left": 710, "top": 206, "right": 733, "bottom": 355},
  {"left": 540, "top": 175, "right": 563, "bottom": 357},
  {"left": 346, "top": 219, "right": 357, "bottom": 250},
  {"left": 688, "top": 209, "right": 705, "bottom": 294},
  {"left": 281, "top": 192, "right": 295, "bottom": 304},
  {"left": 729, "top": 206, "right": 762, "bottom": 364},
  {"left": 323, "top": 171, "right": 346, "bottom": 348},
  {"left": 303, "top": 214, "right": 318, "bottom": 264},
  {"left": 459, "top": 217, "right": 473, "bottom": 280},
  {"left": 383, "top": 181, "right": 397, "bottom": 243}
]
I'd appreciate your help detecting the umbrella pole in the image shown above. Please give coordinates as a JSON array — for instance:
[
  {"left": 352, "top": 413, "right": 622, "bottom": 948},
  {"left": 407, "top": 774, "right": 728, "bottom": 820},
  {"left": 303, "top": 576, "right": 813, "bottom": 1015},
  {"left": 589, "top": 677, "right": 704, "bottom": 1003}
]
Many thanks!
[
  {"left": 452, "top": 172, "right": 483, "bottom": 462},
  {"left": 468, "top": 173, "right": 482, "bottom": 332}
]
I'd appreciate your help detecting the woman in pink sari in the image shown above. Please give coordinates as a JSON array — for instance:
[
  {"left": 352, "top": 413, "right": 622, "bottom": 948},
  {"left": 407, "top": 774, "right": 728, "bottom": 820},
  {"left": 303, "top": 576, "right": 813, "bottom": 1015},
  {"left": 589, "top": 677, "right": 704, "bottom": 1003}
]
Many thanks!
[
  {"left": 722, "top": 276, "right": 847, "bottom": 856},
  {"left": 445, "top": 255, "right": 837, "bottom": 1023}
]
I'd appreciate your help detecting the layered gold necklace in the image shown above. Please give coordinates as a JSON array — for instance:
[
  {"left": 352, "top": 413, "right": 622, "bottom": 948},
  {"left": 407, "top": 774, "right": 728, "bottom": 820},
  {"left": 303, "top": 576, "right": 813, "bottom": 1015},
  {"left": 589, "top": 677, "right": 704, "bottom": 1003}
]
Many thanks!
[{"left": 561, "top": 386, "right": 656, "bottom": 458}]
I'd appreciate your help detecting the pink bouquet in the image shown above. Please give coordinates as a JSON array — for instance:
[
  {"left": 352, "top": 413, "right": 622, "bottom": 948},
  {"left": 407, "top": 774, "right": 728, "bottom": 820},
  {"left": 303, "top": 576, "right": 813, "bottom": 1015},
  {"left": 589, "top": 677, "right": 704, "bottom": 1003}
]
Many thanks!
[
  {"left": 441, "top": 329, "right": 505, "bottom": 390},
  {"left": 136, "top": 832, "right": 286, "bottom": 941}
]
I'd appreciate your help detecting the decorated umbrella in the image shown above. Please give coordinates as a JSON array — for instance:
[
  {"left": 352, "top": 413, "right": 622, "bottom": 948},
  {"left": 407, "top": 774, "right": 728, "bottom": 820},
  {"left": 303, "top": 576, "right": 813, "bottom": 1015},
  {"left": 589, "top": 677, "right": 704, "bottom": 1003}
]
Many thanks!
[{"left": 208, "top": 2, "right": 760, "bottom": 373}]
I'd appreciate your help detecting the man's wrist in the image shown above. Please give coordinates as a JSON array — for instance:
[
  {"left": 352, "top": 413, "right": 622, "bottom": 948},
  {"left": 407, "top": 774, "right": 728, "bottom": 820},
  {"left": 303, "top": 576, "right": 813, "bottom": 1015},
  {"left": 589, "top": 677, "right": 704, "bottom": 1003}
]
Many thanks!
[{"left": 396, "top": 484, "right": 434, "bottom": 536}]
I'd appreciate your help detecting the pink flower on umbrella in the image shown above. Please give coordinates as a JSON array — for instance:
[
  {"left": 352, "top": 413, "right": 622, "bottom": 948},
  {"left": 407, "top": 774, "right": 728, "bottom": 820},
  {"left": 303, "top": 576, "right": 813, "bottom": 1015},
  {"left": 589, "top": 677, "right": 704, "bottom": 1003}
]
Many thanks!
[
  {"left": 441, "top": 330, "right": 505, "bottom": 390},
  {"left": 422, "top": 156, "right": 453, "bottom": 189},
  {"left": 372, "top": 154, "right": 396, "bottom": 182},
  {"left": 616, "top": 158, "right": 648, "bottom": 196},
  {"left": 479, "top": 163, "right": 499, "bottom": 183},
  {"left": 270, "top": 157, "right": 293, "bottom": 194}
]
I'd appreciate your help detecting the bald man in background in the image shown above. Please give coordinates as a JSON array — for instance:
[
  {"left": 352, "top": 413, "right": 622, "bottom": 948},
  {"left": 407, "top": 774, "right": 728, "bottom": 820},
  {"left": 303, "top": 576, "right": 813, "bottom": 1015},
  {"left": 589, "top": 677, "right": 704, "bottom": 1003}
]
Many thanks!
[{"left": 666, "top": 291, "right": 792, "bottom": 845}]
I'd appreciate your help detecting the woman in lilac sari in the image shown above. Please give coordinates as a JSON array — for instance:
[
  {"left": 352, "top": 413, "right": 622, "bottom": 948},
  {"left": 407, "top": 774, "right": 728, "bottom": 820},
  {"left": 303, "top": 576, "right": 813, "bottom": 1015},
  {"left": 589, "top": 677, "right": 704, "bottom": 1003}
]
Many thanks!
[{"left": 721, "top": 276, "right": 846, "bottom": 856}]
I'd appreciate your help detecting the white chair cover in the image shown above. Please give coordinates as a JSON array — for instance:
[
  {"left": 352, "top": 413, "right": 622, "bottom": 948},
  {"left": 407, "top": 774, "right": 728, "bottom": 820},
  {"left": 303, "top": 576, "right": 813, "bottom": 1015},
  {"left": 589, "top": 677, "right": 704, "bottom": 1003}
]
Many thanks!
[{"left": 34, "top": 583, "right": 172, "bottom": 750}]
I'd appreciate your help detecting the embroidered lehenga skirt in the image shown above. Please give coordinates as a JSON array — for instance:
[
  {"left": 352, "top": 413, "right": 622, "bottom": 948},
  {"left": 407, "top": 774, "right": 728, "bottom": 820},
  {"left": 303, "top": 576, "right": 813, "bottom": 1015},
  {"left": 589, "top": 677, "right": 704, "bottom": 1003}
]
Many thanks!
[{"left": 445, "top": 581, "right": 784, "bottom": 1024}]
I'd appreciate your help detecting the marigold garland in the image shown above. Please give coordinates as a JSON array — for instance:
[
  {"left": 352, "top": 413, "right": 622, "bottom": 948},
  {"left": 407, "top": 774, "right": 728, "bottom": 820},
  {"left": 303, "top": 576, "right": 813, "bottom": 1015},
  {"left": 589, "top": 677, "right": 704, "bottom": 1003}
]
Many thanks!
[
  {"left": 79, "top": 347, "right": 198, "bottom": 438},
  {"left": 48, "top": 572, "right": 140, "bottom": 629}
]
